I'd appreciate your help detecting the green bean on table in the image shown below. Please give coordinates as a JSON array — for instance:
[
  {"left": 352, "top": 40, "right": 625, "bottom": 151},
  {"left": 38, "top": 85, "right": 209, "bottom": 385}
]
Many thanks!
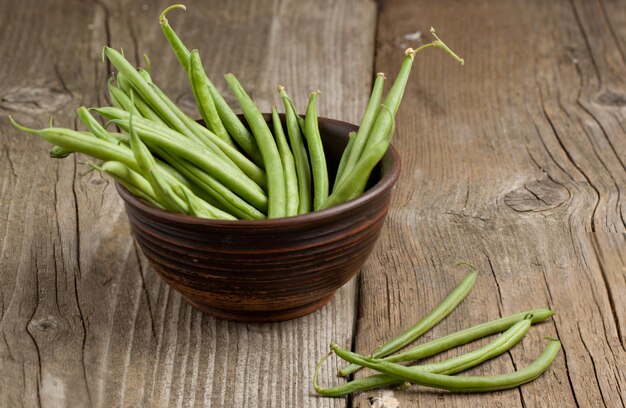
[
  {"left": 314, "top": 316, "right": 533, "bottom": 397},
  {"left": 329, "top": 338, "right": 561, "bottom": 393},
  {"left": 338, "top": 266, "right": 478, "bottom": 377}
]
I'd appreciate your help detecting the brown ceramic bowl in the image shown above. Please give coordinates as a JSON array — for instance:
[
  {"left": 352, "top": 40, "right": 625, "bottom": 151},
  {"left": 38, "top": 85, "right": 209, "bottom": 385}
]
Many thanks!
[{"left": 116, "top": 114, "right": 400, "bottom": 322}]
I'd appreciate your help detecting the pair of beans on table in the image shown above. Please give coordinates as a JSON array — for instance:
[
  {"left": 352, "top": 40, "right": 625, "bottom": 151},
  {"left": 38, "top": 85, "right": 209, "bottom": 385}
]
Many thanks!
[{"left": 314, "top": 266, "right": 561, "bottom": 397}]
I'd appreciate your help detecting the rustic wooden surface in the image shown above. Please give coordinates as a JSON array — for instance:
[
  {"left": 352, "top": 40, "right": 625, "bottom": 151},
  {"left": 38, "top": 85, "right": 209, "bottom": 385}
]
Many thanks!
[{"left": 0, "top": 0, "right": 623, "bottom": 407}]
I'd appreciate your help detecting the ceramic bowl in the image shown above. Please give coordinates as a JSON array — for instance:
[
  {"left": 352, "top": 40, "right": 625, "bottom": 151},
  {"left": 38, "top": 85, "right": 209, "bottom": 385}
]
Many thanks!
[{"left": 116, "top": 114, "right": 400, "bottom": 322}]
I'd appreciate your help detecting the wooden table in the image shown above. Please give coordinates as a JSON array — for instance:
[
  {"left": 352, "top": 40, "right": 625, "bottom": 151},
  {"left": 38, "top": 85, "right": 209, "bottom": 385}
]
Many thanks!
[{"left": 1, "top": 0, "right": 624, "bottom": 406}]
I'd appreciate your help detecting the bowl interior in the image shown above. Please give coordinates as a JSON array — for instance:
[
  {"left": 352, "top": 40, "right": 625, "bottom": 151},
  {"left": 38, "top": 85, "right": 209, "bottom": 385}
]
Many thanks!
[{"left": 117, "top": 114, "right": 400, "bottom": 225}]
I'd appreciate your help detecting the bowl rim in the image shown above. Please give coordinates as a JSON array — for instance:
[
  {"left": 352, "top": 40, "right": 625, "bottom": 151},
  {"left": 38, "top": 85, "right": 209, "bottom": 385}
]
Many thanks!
[{"left": 115, "top": 115, "right": 401, "bottom": 227}]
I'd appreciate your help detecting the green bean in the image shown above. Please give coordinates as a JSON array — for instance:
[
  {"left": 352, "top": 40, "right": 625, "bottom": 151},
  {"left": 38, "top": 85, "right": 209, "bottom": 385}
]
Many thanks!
[
  {"left": 329, "top": 338, "right": 560, "bottom": 393},
  {"left": 339, "top": 266, "right": 478, "bottom": 377},
  {"left": 11, "top": 117, "right": 199, "bottom": 204},
  {"left": 135, "top": 73, "right": 267, "bottom": 189},
  {"left": 49, "top": 145, "right": 72, "bottom": 158},
  {"left": 90, "top": 161, "right": 164, "bottom": 209},
  {"left": 128, "top": 88, "right": 168, "bottom": 125},
  {"left": 128, "top": 114, "right": 184, "bottom": 212},
  {"left": 171, "top": 183, "right": 237, "bottom": 220},
  {"left": 333, "top": 131, "right": 357, "bottom": 189},
  {"left": 321, "top": 106, "right": 394, "bottom": 210},
  {"left": 109, "top": 114, "right": 245, "bottom": 182},
  {"left": 134, "top": 67, "right": 218, "bottom": 150},
  {"left": 116, "top": 72, "right": 131, "bottom": 93},
  {"left": 108, "top": 79, "right": 140, "bottom": 115},
  {"left": 189, "top": 49, "right": 233, "bottom": 146},
  {"left": 103, "top": 47, "right": 193, "bottom": 138},
  {"left": 225, "top": 73, "right": 285, "bottom": 218},
  {"left": 159, "top": 5, "right": 263, "bottom": 166},
  {"left": 99, "top": 106, "right": 267, "bottom": 191},
  {"left": 279, "top": 86, "right": 311, "bottom": 214},
  {"left": 93, "top": 104, "right": 268, "bottom": 212},
  {"left": 303, "top": 91, "right": 328, "bottom": 211},
  {"left": 159, "top": 5, "right": 191, "bottom": 72},
  {"left": 314, "top": 317, "right": 533, "bottom": 397},
  {"left": 153, "top": 146, "right": 266, "bottom": 220},
  {"left": 335, "top": 73, "right": 385, "bottom": 189},
  {"left": 272, "top": 107, "right": 298, "bottom": 216},
  {"left": 77, "top": 106, "right": 119, "bottom": 144},
  {"left": 280, "top": 90, "right": 305, "bottom": 131},
  {"left": 11, "top": 117, "right": 138, "bottom": 170},
  {"left": 383, "top": 309, "right": 553, "bottom": 364},
  {"left": 362, "top": 30, "right": 463, "bottom": 154},
  {"left": 120, "top": 117, "right": 269, "bottom": 212}
]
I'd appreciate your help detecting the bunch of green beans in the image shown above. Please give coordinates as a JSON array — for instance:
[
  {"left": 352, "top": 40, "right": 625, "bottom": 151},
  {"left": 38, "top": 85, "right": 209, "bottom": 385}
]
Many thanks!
[
  {"left": 9, "top": 5, "right": 463, "bottom": 221},
  {"left": 314, "top": 268, "right": 561, "bottom": 397}
]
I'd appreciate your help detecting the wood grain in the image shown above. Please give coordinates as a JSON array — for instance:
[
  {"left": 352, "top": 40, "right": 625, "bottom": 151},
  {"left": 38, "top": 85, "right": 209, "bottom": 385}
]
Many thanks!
[
  {"left": 0, "top": 0, "right": 376, "bottom": 406},
  {"left": 2, "top": 0, "right": 625, "bottom": 407},
  {"left": 353, "top": 0, "right": 625, "bottom": 407}
]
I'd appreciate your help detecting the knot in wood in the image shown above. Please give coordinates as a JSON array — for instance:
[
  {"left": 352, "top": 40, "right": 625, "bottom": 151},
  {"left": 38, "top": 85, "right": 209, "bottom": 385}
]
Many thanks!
[
  {"left": 596, "top": 90, "right": 626, "bottom": 107},
  {"left": 29, "top": 315, "right": 62, "bottom": 333},
  {"left": 504, "top": 177, "right": 569, "bottom": 213}
]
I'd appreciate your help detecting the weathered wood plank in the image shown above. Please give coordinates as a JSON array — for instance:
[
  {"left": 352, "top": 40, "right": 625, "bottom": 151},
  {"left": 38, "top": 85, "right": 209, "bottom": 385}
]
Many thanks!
[
  {"left": 352, "top": 0, "right": 625, "bottom": 407},
  {"left": 0, "top": 0, "right": 377, "bottom": 407}
]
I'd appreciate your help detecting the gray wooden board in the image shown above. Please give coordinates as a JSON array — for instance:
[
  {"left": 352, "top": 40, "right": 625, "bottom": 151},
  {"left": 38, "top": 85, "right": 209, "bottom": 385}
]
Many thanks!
[
  {"left": 1, "top": 0, "right": 625, "bottom": 407},
  {"left": 0, "top": 0, "right": 376, "bottom": 406}
]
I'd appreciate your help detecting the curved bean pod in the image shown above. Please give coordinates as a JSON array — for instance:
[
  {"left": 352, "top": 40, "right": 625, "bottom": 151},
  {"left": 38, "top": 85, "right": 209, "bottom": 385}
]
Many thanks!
[
  {"left": 339, "top": 267, "right": 478, "bottom": 376},
  {"left": 314, "top": 317, "right": 533, "bottom": 397},
  {"left": 330, "top": 338, "right": 561, "bottom": 393},
  {"left": 159, "top": 5, "right": 263, "bottom": 165},
  {"left": 189, "top": 49, "right": 233, "bottom": 145}
]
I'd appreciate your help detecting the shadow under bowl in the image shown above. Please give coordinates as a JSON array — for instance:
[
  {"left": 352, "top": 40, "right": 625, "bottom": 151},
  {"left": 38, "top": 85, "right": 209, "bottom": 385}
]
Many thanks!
[{"left": 116, "top": 114, "right": 400, "bottom": 322}]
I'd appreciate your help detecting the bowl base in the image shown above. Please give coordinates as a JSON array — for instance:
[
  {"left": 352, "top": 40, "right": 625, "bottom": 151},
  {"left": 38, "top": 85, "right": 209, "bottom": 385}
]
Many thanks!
[{"left": 182, "top": 293, "right": 336, "bottom": 323}]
